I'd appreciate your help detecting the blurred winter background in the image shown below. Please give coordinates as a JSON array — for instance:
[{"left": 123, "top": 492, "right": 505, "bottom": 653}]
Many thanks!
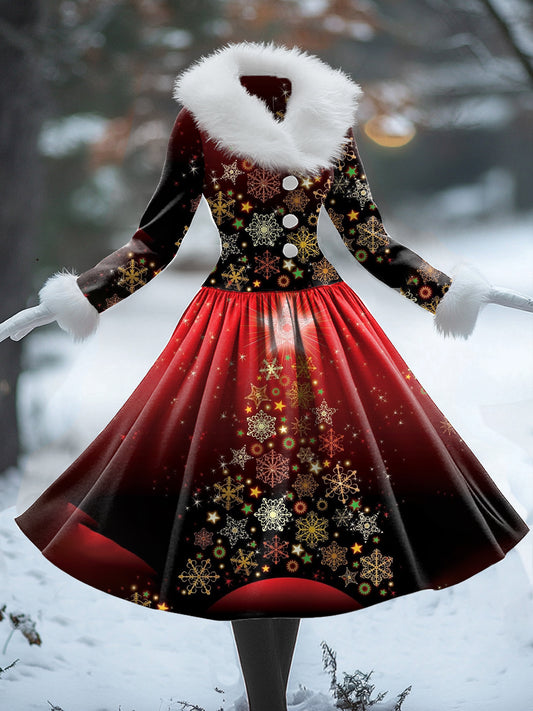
[{"left": 0, "top": 1, "right": 532, "bottom": 709}]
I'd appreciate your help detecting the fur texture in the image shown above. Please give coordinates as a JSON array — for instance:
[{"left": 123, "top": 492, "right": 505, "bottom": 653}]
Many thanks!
[
  {"left": 434, "top": 263, "right": 493, "bottom": 339},
  {"left": 39, "top": 271, "right": 99, "bottom": 341},
  {"left": 174, "top": 42, "right": 362, "bottom": 174}
]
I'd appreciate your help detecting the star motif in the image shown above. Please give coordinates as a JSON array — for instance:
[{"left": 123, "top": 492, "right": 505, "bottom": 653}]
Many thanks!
[
  {"left": 351, "top": 542, "right": 363, "bottom": 554},
  {"left": 302, "top": 552, "right": 312, "bottom": 564},
  {"left": 241, "top": 201, "right": 252, "bottom": 212},
  {"left": 274, "top": 400, "right": 286, "bottom": 411},
  {"left": 292, "top": 544, "right": 304, "bottom": 556},
  {"left": 207, "top": 511, "right": 220, "bottom": 524},
  {"left": 250, "top": 486, "right": 262, "bottom": 498},
  {"left": 347, "top": 209, "right": 360, "bottom": 221},
  {"left": 245, "top": 384, "right": 270, "bottom": 407},
  {"left": 230, "top": 446, "right": 253, "bottom": 469},
  {"left": 340, "top": 567, "right": 358, "bottom": 586}
]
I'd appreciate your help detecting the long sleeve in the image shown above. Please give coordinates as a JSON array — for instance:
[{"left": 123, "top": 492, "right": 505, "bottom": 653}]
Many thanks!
[
  {"left": 38, "top": 108, "right": 204, "bottom": 340},
  {"left": 325, "top": 127, "right": 453, "bottom": 315},
  {"left": 76, "top": 108, "right": 204, "bottom": 313}
]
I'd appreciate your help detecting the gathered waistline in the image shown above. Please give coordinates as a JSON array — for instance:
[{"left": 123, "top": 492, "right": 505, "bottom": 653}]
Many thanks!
[{"left": 200, "top": 280, "right": 346, "bottom": 296}]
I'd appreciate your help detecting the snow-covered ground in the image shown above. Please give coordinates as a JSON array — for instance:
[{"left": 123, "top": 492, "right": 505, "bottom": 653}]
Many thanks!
[{"left": 1, "top": 207, "right": 532, "bottom": 711}]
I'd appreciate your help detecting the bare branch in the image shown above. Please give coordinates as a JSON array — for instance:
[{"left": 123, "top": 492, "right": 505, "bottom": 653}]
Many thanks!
[{"left": 479, "top": 0, "right": 533, "bottom": 84}]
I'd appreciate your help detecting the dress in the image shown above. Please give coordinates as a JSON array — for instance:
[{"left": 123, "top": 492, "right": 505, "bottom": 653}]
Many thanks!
[{"left": 15, "top": 43, "right": 529, "bottom": 620}]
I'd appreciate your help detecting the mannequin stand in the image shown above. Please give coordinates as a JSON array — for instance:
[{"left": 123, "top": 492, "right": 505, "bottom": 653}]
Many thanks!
[{"left": 231, "top": 617, "right": 300, "bottom": 711}]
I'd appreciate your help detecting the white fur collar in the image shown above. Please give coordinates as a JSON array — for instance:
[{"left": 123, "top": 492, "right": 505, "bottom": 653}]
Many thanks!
[{"left": 174, "top": 42, "right": 362, "bottom": 174}]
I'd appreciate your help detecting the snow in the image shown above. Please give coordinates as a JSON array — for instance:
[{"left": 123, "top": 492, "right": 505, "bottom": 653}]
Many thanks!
[{"left": 1, "top": 210, "right": 532, "bottom": 710}]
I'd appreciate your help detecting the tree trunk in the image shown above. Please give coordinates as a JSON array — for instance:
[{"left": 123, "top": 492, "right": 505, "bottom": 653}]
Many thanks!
[{"left": 0, "top": 1, "right": 45, "bottom": 473}]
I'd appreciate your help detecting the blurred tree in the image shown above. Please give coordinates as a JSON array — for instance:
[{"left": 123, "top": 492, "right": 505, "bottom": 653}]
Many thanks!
[{"left": 0, "top": 0, "right": 46, "bottom": 472}]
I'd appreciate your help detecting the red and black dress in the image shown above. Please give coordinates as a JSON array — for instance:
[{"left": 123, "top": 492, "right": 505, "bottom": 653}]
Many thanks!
[{"left": 16, "top": 46, "right": 529, "bottom": 620}]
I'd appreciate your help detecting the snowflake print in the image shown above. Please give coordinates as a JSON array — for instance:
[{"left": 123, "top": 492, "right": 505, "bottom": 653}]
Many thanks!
[
  {"left": 287, "top": 380, "right": 314, "bottom": 408},
  {"left": 312, "top": 399, "right": 337, "bottom": 425},
  {"left": 352, "top": 511, "right": 382, "bottom": 542},
  {"left": 311, "top": 258, "right": 340, "bottom": 284},
  {"left": 178, "top": 559, "right": 220, "bottom": 595},
  {"left": 221, "top": 264, "right": 249, "bottom": 291},
  {"left": 320, "top": 541, "right": 348, "bottom": 571},
  {"left": 130, "top": 591, "right": 152, "bottom": 607},
  {"left": 230, "top": 446, "right": 253, "bottom": 469},
  {"left": 319, "top": 428, "right": 345, "bottom": 457},
  {"left": 220, "top": 233, "right": 240, "bottom": 260},
  {"left": 291, "top": 416, "right": 312, "bottom": 437},
  {"left": 207, "top": 191, "right": 235, "bottom": 225},
  {"left": 323, "top": 463, "right": 359, "bottom": 504},
  {"left": 259, "top": 357, "right": 283, "bottom": 381},
  {"left": 333, "top": 508, "right": 354, "bottom": 528},
  {"left": 193, "top": 527, "right": 213, "bottom": 550},
  {"left": 295, "top": 511, "right": 328, "bottom": 548},
  {"left": 117, "top": 259, "right": 148, "bottom": 293},
  {"left": 213, "top": 475, "right": 245, "bottom": 511},
  {"left": 417, "top": 262, "right": 441, "bottom": 283},
  {"left": 230, "top": 548, "right": 258, "bottom": 576},
  {"left": 245, "top": 384, "right": 270, "bottom": 407},
  {"left": 247, "top": 410, "right": 277, "bottom": 443},
  {"left": 296, "top": 447, "right": 315, "bottom": 464},
  {"left": 349, "top": 178, "right": 373, "bottom": 207},
  {"left": 293, "top": 472, "right": 319, "bottom": 498},
  {"left": 263, "top": 534, "right": 290, "bottom": 564},
  {"left": 356, "top": 216, "right": 389, "bottom": 254},
  {"left": 287, "top": 227, "right": 320, "bottom": 262},
  {"left": 256, "top": 450, "right": 290, "bottom": 487},
  {"left": 360, "top": 548, "right": 393, "bottom": 587},
  {"left": 331, "top": 173, "right": 352, "bottom": 195},
  {"left": 292, "top": 355, "right": 316, "bottom": 379},
  {"left": 221, "top": 160, "right": 244, "bottom": 183},
  {"left": 220, "top": 515, "right": 250, "bottom": 546},
  {"left": 284, "top": 188, "right": 309, "bottom": 212},
  {"left": 327, "top": 209, "right": 344, "bottom": 233},
  {"left": 245, "top": 213, "right": 284, "bottom": 246},
  {"left": 254, "top": 250, "right": 280, "bottom": 279},
  {"left": 255, "top": 497, "right": 292, "bottom": 532},
  {"left": 248, "top": 168, "right": 281, "bottom": 202}
]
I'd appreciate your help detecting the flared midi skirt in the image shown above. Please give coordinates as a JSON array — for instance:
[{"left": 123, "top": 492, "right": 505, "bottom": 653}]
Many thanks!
[{"left": 15, "top": 282, "right": 530, "bottom": 619}]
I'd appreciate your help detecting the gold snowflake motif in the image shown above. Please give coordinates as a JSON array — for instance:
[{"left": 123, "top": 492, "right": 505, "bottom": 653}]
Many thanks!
[
  {"left": 291, "top": 416, "right": 312, "bottom": 437},
  {"left": 247, "top": 410, "right": 277, "bottom": 443},
  {"left": 284, "top": 188, "right": 309, "bottom": 212},
  {"left": 221, "top": 160, "right": 244, "bottom": 183},
  {"left": 221, "top": 263, "right": 249, "bottom": 291},
  {"left": 320, "top": 540, "right": 348, "bottom": 571},
  {"left": 417, "top": 262, "right": 440, "bottom": 283},
  {"left": 117, "top": 259, "right": 148, "bottom": 293},
  {"left": 255, "top": 497, "right": 292, "bottom": 532},
  {"left": 318, "top": 428, "right": 345, "bottom": 457},
  {"left": 419, "top": 296, "right": 441, "bottom": 314},
  {"left": 292, "top": 355, "right": 316, "bottom": 379},
  {"left": 293, "top": 472, "right": 319, "bottom": 498},
  {"left": 105, "top": 294, "right": 122, "bottom": 309},
  {"left": 296, "top": 446, "right": 315, "bottom": 464},
  {"left": 311, "top": 258, "right": 340, "bottom": 284},
  {"left": 323, "top": 463, "right": 360, "bottom": 504},
  {"left": 312, "top": 399, "right": 337, "bottom": 425},
  {"left": 245, "top": 384, "right": 271, "bottom": 408},
  {"left": 230, "top": 548, "right": 258, "bottom": 576},
  {"left": 349, "top": 179, "right": 373, "bottom": 207},
  {"left": 440, "top": 419, "right": 455, "bottom": 435},
  {"left": 287, "top": 226, "right": 320, "bottom": 262},
  {"left": 295, "top": 511, "right": 329, "bottom": 548},
  {"left": 256, "top": 450, "right": 290, "bottom": 487},
  {"left": 130, "top": 591, "right": 152, "bottom": 607},
  {"left": 352, "top": 511, "right": 382, "bottom": 542},
  {"left": 245, "top": 213, "right": 284, "bottom": 246},
  {"left": 259, "top": 357, "right": 283, "bottom": 381},
  {"left": 327, "top": 209, "right": 344, "bottom": 232},
  {"left": 287, "top": 380, "right": 314, "bottom": 408},
  {"left": 248, "top": 168, "right": 281, "bottom": 202},
  {"left": 207, "top": 191, "right": 235, "bottom": 225},
  {"left": 360, "top": 548, "right": 393, "bottom": 587},
  {"left": 356, "top": 216, "right": 390, "bottom": 254},
  {"left": 178, "top": 558, "right": 220, "bottom": 595},
  {"left": 213, "top": 475, "right": 245, "bottom": 511}
]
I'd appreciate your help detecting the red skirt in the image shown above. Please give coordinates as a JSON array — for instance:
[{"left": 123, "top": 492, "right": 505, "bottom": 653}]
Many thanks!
[{"left": 15, "top": 282, "right": 529, "bottom": 619}]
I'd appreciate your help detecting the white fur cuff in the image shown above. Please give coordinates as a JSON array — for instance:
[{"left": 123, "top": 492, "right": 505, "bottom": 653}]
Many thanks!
[
  {"left": 39, "top": 271, "right": 99, "bottom": 341},
  {"left": 434, "top": 263, "right": 492, "bottom": 339}
]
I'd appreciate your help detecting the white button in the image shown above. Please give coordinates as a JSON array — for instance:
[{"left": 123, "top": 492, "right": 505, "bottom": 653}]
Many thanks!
[
  {"left": 283, "top": 243, "right": 298, "bottom": 258},
  {"left": 282, "top": 213, "right": 298, "bottom": 228},
  {"left": 283, "top": 175, "right": 298, "bottom": 190}
]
